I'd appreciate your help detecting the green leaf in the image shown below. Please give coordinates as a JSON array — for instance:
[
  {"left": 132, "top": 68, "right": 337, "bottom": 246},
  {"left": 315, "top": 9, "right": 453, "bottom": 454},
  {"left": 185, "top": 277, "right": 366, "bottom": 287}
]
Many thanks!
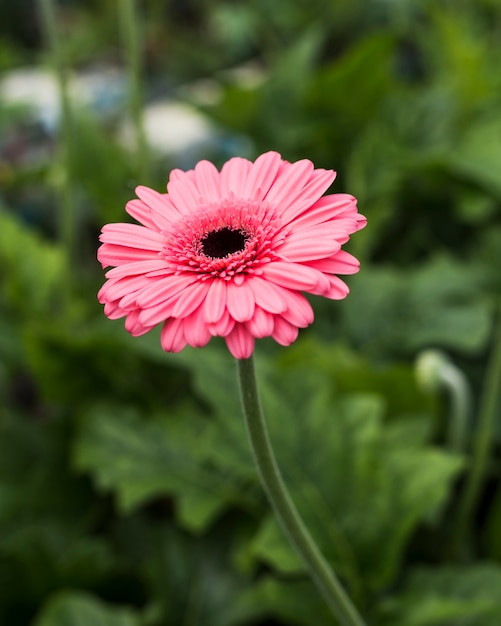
[
  {"left": 0, "top": 209, "right": 65, "bottom": 318},
  {"left": 249, "top": 386, "right": 462, "bottom": 596},
  {"left": 140, "top": 523, "right": 250, "bottom": 626},
  {"left": 231, "top": 576, "right": 334, "bottom": 626},
  {"left": 73, "top": 403, "right": 257, "bottom": 532},
  {"left": 447, "top": 114, "right": 501, "bottom": 199},
  {"left": 384, "top": 564, "right": 501, "bottom": 626},
  {"left": 341, "top": 256, "right": 491, "bottom": 356},
  {"left": 33, "top": 591, "right": 139, "bottom": 626}
]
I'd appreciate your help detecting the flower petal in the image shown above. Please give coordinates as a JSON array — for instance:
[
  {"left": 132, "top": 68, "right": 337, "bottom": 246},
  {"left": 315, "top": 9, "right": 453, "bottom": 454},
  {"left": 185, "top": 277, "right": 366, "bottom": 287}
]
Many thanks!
[
  {"left": 167, "top": 174, "right": 201, "bottom": 213},
  {"left": 207, "top": 309, "right": 235, "bottom": 337},
  {"left": 289, "top": 194, "right": 358, "bottom": 231},
  {"left": 183, "top": 306, "right": 212, "bottom": 348},
  {"left": 105, "top": 259, "right": 169, "bottom": 279},
  {"left": 194, "top": 160, "right": 221, "bottom": 203},
  {"left": 261, "top": 261, "right": 329, "bottom": 293},
  {"left": 161, "top": 318, "right": 187, "bottom": 353},
  {"left": 306, "top": 250, "right": 360, "bottom": 275},
  {"left": 171, "top": 281, "right": 211, "bottom": 318},
  {"left": 99, "top": 223, "right": 164, "bottom": 251},
  {"left": 125, "top": 199, "right": 156, "bottom": 229},
  {"left": 98, "top": 244, "right": 157, "bottom": 267},
  {"left": 263, "top": 159, "right": 314, "bottom": 212},
  {"left": 277, "top": 230, "right": 341, "bottom": 261},
  {"left": 226, "top": 281, "right": 255, "bottom": 322},
  {"left": 280, "top": 169, "right": 337, "bottom": 224},
  {"left": 246, "top": 307, "right": 275, "bottom": 338},
  {"left": 242, "top": 151, "right": 282, "bottom": 200},
  {"left": 203, "top": 278, "right": 227, "bottom": 323},
  {"left": 272, "top": 317, "right": 299, "bottom": 346},
  {"left": 225, "top": 324, "right": 255, "bottom": 359},
  {"left": 220, "top": 157, "right": 252, "bottom": 198},
  {"left": 280, "top": 291, "right": 314, "bottom": 327},
  {"left": 135, "top": 274, "right": 199, "bottom": 308},
  {"left": 246, "top": 276, "right": 287, "bottom": 314},
  {"left": 324, "top": 275, "right": 350, "bottom": 299}
]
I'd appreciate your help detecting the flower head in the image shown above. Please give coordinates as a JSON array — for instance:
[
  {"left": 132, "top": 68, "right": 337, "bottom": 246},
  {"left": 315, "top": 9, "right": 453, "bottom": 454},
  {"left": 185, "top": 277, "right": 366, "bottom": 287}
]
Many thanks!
[{"left": 97, "top": 151, "right": 366, "bottom": 358}]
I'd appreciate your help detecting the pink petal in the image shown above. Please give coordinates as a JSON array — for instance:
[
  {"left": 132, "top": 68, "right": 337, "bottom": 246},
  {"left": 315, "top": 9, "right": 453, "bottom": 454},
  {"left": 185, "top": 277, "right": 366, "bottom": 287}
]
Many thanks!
[
  {"left": 100, "top": 223, "right": 164, "bottom": 251},
  {"left": 160, "top": 318, "right": 187, "bottom": 353},
  {"left": 246, "top": 307, "right": 275, "bottom": 338},
  {"left": 280, "top": 169, "right": 337, "bottom": 224},
  {"left": 182, "top": 306, "right": 212, "bottom": 348},
  {"left": 203, "top": 279, "right": 226, "bottom": 323},
  {"left": 105, "top": 259, "right": 169, "bottom": 279},
  {"left": 306, "top": 250, "right": 360, "bottom": 275},
  {"left": 263, "top": 159, "right": 314, "bottom": 211},
  {"left": 324, "top": 275, "right": 350, "bottom": 300},
  {"left": 167, "top": 175, "right": 201, "bottom": 214},
  {"left": 246, "top": 276, "right": 287, "bottom": 314},
  {"left": 226, "top": 281, "right": 255, "bottom": 322},
  {"left": 289, "top": 194, "right": 357, "bottom": 231},
  {"left": 98, "top": 275, "right": 153, "bottom": 303},
  {"left": 207, "top": 309, "right": 235, "bottom": 337},
  {"left": 272, "top": 317, "right": 299, "bottom": 346},
  {"left": 280, "top": 291, "right": 314, "bottom": 328},
  {"left": 97, "top": 243, "right": 157, "bottom": 267},
  {"left": 104, "top": 301, "right": 125, "bottom": 319},
  {"left": 171, "top": 281, "right": 210, "bottom": 318},
  {"left": 194, "top": 160, "right": 221, "bottom": 203},
  {"left": 138, "top": 299, "right": 176, "bottom": 327},
  {"left": 261, "top": 261, "right": 330, "bottom": 293},
  {"left": 225, "top": 324, "right": 255, "bottom": 359},
  {"left": 277, "top": 230, "right": 341, "bottom": 262},
  {"left": 124, "top": 309, "right": 142, "bottom": 333},
  {"left": 135, "top": 186, "right": 180, "bottom": 229},
  {"left": 241, "top": 151, "right": 282, "bottom": 200},
  {"left": 220, "top": 157, "right": 251, "bottom": 197},
  {"left": 125, "top": 199, "right": 156, "bottom": 230},
  {"left": 135, "top": 274, "right": 199, "bottom": 308}
]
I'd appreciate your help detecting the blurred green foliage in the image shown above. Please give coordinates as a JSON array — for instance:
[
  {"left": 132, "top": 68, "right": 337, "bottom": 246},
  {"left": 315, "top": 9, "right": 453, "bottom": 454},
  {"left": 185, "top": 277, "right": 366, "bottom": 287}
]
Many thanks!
[{"left": 0, "top": 0, "right": 500, "bottom": 624}]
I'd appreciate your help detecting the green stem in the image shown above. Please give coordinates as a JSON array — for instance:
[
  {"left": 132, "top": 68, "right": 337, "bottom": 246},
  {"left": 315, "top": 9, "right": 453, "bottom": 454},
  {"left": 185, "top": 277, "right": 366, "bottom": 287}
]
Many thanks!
[
  {"left": 119, "top": 0, "right": 150, "bottom": 182},
  {"left": 237, "top": 355, "right": 366, "bottom": 626},
  {"left": 38, "top": 0, "right": 75, "bottom": 288},
  {"left": 454, "top": 301, "right": 501, "bottom": 555},
  {"left": 440, "top": 361, "right": 471, "bottom": 454}
]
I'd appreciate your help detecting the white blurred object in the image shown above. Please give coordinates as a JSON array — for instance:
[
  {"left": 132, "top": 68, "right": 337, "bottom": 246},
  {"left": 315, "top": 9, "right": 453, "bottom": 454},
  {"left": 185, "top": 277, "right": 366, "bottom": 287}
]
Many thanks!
[
  {"left": 0, "top": 65, "right": 126, "bottom": 132},
  {"left": 120, "top": 100, "right": 216, "bottom": 157},
  {"left": 0, "top": 67, "right": 60, "bottom": 131}
]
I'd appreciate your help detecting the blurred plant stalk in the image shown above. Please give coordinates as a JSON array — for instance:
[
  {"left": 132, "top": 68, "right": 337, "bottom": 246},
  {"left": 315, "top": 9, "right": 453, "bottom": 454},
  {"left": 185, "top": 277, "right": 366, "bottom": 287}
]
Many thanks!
[
  {"left": 454, "top": 300, "right": 501, "bottom": 557},
  {"left": 416, "top": 349, "right": 471, "bottom": 454},
  {"left": 119, "top": 0, "right": 150, "bottom": 183},
  {"left": 38, "top": 0, "right": 76, "bottom": 301}
]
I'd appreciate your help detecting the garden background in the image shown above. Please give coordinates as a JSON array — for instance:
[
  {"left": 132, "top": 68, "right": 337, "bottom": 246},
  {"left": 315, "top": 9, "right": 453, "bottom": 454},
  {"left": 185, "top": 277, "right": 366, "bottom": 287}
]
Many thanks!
[{"left": 1, "top": 0, "right": 500, "bottom": 624}]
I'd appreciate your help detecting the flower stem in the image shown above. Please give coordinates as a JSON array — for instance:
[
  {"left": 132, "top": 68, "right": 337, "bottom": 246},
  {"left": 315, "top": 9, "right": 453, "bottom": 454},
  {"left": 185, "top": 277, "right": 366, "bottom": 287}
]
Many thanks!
[
  {"left": 237, "top": 355, "right": 366, "bottom": 626},
  {"left": 454, "top": 300, "right": 501, "bottom": 556},
  {"left": 119, "top": 0, "right": 150, "bottom": 183}
]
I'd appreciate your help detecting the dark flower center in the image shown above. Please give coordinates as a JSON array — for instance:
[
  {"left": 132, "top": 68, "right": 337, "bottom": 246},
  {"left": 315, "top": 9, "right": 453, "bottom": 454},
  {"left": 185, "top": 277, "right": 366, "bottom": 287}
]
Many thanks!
[{"left": 201, "top": 227, "right": 249, "bottom": 259}]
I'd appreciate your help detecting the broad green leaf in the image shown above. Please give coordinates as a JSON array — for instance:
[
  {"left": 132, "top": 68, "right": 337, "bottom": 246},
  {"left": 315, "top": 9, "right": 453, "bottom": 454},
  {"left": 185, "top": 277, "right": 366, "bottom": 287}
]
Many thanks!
[
  {"left": 230, "top": 576, "right": 334, "bottom": 626},
  {"left": 0, "top": 209, "right": 65, "bottom": 317},
  {"left": 73, "top": 403, "right": 257, "bottom": 532},
  {"left": 34, "top": 591, "right": 139, "bottom": 626},
  {"left": 341, "top": 256, "right": 491, "bottom": 356},
  {"left": 447, "top": 115, "right": 501, "bottom": 199},
  {"left": 249, "top": 387, "right": 462, "bottom": 596},
  {"left": 383, "top": 564, "right": 501, "bottom": 626},
  {"left": 140, "top": 523, "right": 251, "bottom": 626}
]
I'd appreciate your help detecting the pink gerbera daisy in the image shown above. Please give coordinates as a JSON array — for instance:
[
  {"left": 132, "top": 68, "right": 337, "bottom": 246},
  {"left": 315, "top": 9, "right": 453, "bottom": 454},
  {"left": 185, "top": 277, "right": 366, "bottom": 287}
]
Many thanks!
[{"left": 97, "top": 151, "right": 366, "bottom": 359}]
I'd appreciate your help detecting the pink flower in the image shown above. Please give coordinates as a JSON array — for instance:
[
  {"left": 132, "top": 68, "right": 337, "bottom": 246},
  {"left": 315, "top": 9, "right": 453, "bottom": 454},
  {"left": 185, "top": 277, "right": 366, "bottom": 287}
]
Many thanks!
[{"left": 97, "top": 151, "right": 366, "bottom": 359}]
